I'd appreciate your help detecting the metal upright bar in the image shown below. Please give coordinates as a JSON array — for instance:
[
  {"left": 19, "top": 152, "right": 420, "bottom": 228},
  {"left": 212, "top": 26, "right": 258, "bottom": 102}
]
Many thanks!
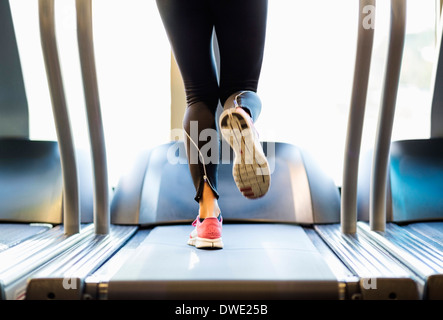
[
  {"left": 341, "top": 0, "right": 376, "bottom": 234},
  {"left": 39, "top": 0, "right": 80, "bottom": 235},
  {"left": 76, "top": 0, "right": 110, "bottom": 234},
  {"left": 370, "top": 0, "right": 406, "bottom": 232}
]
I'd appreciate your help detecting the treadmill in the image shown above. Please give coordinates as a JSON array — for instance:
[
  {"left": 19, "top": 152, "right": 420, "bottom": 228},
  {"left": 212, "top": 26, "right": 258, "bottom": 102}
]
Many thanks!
[
  {"left": 0, "top": 0, "right": 101, "bottom": 300},
  {"left": 25, "top": 0, "right": 423, "bottom": 300},
  {"left": 355, "top": 1, "right": 443, "bottom": 300},
  {"left": 17, "top": 0, "right": 137, "bottom": 300},
  {"left": 0, "top": 0, "right": 56, "bottom": 252}
]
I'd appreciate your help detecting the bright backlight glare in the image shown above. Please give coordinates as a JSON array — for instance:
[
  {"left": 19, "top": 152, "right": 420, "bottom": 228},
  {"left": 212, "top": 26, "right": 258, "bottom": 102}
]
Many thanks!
[{"left": 10, "top": 0, "right": 436, "bottom": 187}]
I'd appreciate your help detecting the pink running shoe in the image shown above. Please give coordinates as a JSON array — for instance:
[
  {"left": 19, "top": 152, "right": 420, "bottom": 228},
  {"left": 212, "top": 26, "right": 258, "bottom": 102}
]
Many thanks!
[
  {"left": 188, "top": 215, "right": 223, "bottom": 249},
  {"left": 219, "top": 106, "right": 271, "bottom": 199}
]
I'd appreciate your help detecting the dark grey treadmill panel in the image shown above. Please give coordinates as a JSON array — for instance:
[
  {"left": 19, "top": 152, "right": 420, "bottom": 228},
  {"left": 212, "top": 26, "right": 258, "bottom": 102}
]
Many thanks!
[
  {"left": 0, "top": 140, "right": 62, "bottom": 223},
  {"left": 107, "top": 224, "right": 339, "bottom": 299},
  {"left": 152, "top": 143, "right": 296, "bottom": 223},
  {"left": 112, "top": 141, "right": 340, "bottom": 225},
  {"left": 358, "top": 139, "right": 443, "bottom": 222},
  {"left": 389, "top": 139, "right": 443, "bottom": 222},
  {"left": 0, "top": 139, "right": 94, "bottom": 224}
]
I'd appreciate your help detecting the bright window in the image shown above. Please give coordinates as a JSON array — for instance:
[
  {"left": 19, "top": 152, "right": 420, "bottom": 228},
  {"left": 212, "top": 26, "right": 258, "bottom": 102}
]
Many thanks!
[
  {"left": 10, "top": 0, "right": 171, "bottom": 186},
  {"left": 258, "top": 0, "right": 436, "bottom": 185},
  {"left": 10, "top": 0, "right": 437, "bottom": 187}
]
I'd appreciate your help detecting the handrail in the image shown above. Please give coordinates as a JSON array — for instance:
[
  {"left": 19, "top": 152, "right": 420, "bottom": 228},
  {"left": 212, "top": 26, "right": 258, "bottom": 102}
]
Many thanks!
[
  {"left": 39, "top": 0, "right": 80, "bottom": 235},
  {"left": 76, "top": 0, "right": 110, "bottom": 235},
  {"left": 341, "top": 0, "right": 376, "bottom": 234},
  {"left": 370, "top": 0, "right": 406, "bottom": 232}
]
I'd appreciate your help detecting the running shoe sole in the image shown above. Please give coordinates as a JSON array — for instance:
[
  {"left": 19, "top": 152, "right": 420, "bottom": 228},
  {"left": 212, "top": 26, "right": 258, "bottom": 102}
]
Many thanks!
[
  {"left": 188, "top": 236, "right": 224, "bottom": 249},
  {"left": 219, "top": 109, "right": 271, "bottom": 199}
]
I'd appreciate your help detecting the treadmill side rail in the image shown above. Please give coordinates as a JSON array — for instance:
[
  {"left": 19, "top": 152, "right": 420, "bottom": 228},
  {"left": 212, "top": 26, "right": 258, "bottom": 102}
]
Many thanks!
[
  {"left": 25, "top": 225, "right": 137, "bottom": 300},
  {"left": 315, "top": 224, "right": 420, "bottom": 300},
  {"left": 0, "top": 224, "right": 94, "bottom": 300},
  {"left": 358, "top": 222, "right": 443, "bottom": 300}
]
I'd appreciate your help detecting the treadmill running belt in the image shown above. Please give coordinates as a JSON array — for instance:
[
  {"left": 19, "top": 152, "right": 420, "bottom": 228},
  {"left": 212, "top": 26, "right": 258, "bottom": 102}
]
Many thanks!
[{"left": 106, "top": 224, "right": 339, "bottom": 299}]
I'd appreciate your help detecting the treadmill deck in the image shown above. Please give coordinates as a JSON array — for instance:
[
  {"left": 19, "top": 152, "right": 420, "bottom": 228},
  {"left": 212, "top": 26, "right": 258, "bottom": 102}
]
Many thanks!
[{"left": 105, "top": 224, "right": 339, "bottom": 299}]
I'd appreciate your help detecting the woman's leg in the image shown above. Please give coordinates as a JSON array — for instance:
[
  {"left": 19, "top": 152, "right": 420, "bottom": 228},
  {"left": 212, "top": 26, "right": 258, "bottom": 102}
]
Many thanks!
[
  {"left": 212, "top": 0, "right": 268, "bottom": 117},
  {"left": 213, "top": 0, "right": 271, "bottom": 199},
  {"left": 156, "top": 0, "right": 220, "bottom": 217}
]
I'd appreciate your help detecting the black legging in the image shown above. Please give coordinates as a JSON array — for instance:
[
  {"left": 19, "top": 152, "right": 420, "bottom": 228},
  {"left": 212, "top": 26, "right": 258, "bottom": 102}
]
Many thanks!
[{"left": 156, "top": 0, "right": 268, "bottom": 202}]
